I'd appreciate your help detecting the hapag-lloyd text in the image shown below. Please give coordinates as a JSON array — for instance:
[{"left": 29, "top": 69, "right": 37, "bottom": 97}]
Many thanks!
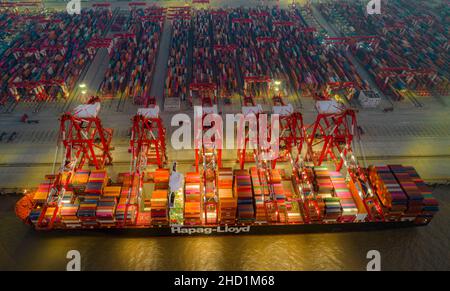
[{"left": 171, "top": 226, "right": 251, "bottom": 235}]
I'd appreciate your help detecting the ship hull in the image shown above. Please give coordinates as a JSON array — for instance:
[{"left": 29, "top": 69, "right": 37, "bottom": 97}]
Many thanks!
[{"left": 34, "top": 221, "right": 426, "bottom": 237}]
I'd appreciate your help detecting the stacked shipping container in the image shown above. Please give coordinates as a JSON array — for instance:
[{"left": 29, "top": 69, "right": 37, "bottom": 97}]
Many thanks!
[{"left": 0, "top": 9, "right": 112, "bottom": 103}]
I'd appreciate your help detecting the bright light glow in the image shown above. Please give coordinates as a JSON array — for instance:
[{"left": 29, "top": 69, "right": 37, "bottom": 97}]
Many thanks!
[
  {"left": 274, "top": 80, "right": 281, "bottom": 86},
  {"left": 81, "top": 90, "right": 87, "bottom": 94},
  {"left": 79, "top": 83, "right": 87, "bottom": 88}
]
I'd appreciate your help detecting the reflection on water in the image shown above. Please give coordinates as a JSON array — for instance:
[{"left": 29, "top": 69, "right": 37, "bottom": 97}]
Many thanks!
[{"left": 1, "top": 186, "right": 449, "bottom": 271}]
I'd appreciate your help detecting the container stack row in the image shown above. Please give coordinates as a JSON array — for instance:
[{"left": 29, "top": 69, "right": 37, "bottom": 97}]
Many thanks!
[
  {"left": 268, "top": 169, "right": 288, "bottom": 223},
  {"left": 0, "top": 9, "right": 111, "bottom": 103},
  {"left": 26, "top": 162, "right": 438, "bottom": 229},
  {"left": 150, "top": 169, "right": 170, "bottom": 226},
  {"left": 231, "top": 8, "right": 266, "bottom": 96},
  {"left": 314, "top": 167, "right": 342, "bottom": 223},
  {"left": 265, "top": 7, "right": 368, "bottom": 99},
  {"left": 211, "top": 9, "right": 239, "bottom": 96},
  {"left": 116, "top": 174, "right": 138, "bottom": 225},
  {"left": 369, "top": 166, "right": 408, "bottom": 221},
  {"left": 300, "top": 167, "right": 322, "bottom": 222},
  {"left": 97, "top": 186, "right": 121, "bottom": 227},
  {"left": 100, "top": 8, "right": 163, "bottom": 99},
  {"left": 389, "top": 165, "right": 424, "bottom": 221},
  {"left": 218, "top": 168, "right": 236, "bottom": 224},
  {"left": 191, "top": 9, "right": 214, "bottom": 88},
  {"left": 184, "top": 172, "right": 202, "bottom": 225},
  {"left": 254, "top": 8, "right": 290, "bottom": 89},
  {"left": 164, "top": 18, "right": 190, "bottom": 100},
  {"left": 250, "top": 167, "right": 268, "bottom": 223},
  {"left": 329, "top": 171, "right": 358, "bottom": 222},
  {"left": 234, "top": 169, "right": 255, "bottom": 223},
  {"left": 367, "top": 165, "right": 437, "bottom": 222},
  {"left": 405, "top": 167, "right": 439, "bottom": 223}
]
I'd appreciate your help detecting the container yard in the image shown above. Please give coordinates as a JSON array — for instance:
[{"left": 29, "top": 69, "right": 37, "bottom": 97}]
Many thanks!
[
  {"left": 317, "top": 0, "right": 449, "bottom": 103},
  {"left": 0, "top": 0, "right": 449, "bottom": 273}
]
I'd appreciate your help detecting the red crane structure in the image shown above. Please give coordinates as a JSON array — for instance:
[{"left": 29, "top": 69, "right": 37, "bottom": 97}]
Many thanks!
[
  {"left": 0, "top": 1, "right": 42, "bottom": 10},
  {"left": 303, "top": 100, "right": 385, "bottom": 222},
  {"left": 35, "top": 100, "right": 113, "bottom": 229},
  {"left": 236, "top": 95, "right": 277, "bottom": 222},
  {"left": 231, "top": 17, "right": 253, "bottom": 29},
  {"left": 237, "top": 95, "right": 263, "bottom": 170},
  {"left": 269, "top": 95, "right": 304, "bottom": 169},
  {"left": 194, "top": 95, "right": 221, "bottom": 172},
  {"left": 256, "top": 36, "right": 279, "bottom": 45},
  {"left": 189, "top": 82, "right": 217, "bottom": 106},
  {"left": 243, "top": 76, "right": 271, "bottom": 98},
  {"left": 324, "top": 81, "right": 356, "bottom": 101},
  {"left": 9, "top": 79, "right": 69, "bottom": 102},
  {"left": 128, "top": 2, "right": 147, "bottom": 9},
  {"left": 304, "top": 100, "right": 356, "bottom": 172},
  {"left": 192, "top": 96, "right": 222, "bottom": 224},
  {"left": 92, "top": 2, "right": 112, "bottom": 15},
  {"left": 60, "top": 101, "right": 113, "bottom": 172},
  {"left": 122, "top": 106, "right": 167, "bottom": 226},
  {"left": 130, "top": 106, "right": 167, "bottom": 171},
  {"left": 376, "top": 67, "right": 437, "bottom": 94}
]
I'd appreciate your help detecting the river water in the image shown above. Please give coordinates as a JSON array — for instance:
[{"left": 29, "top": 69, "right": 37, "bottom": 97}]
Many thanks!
[{"left": 0, "top": 186, "right": 448, "bottom": 271}]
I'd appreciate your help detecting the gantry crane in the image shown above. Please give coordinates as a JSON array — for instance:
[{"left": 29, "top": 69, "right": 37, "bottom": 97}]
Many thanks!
[
  {"left": 305, "top": 101, "right": 356, "bottom": 171},
  {"left": 304, "top": 100, "right": 384, "bottom": 221},
  {"left": 261, "top": 95, "right": 305, "bottom": 223},
  {"left": 237, "top": 96, "right": 277, "bottom": 221},
  {"left": 130, "top": 105, "right": 167, "bottom": 171},
  {"left": 270, "top": 95, "right": 304, "bottom": 169},
  {"left": 189, "top": 82, "right": 217, "bottom": 107},
  {"left": 376, "top": 67, "right": 437, "bottom": 100},
  {"left": 9, "top": 79, "right": 69, "bottom": 103},
  {"left": 238, "top": 93, "right": 304, "bottom": 224},
  {"left": 59, "top": 100, "right": 114, "bottom": 173},
  {"left": 36, "top": 100, "right": 113, "bottom": 229},
  {"left": 243, "top": 76, "right": 272, "bottom": 99},
  {"left": 123, "top": 106, "right": 167, "bottom": 226},
  {"left": 324, "top": 81, "right": 356, "bottom": 103},
  {"left": 237, "top": 94, "right": 263, "bottom": 170},
  {"left": 193, "top": 96, "right": 221, "bottom": 224}
]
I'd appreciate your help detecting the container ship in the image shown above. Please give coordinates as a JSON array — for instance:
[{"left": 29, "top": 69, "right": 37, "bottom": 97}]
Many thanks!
[{"left": 15, "top": 97, "right": 439, "bottom": 236}]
